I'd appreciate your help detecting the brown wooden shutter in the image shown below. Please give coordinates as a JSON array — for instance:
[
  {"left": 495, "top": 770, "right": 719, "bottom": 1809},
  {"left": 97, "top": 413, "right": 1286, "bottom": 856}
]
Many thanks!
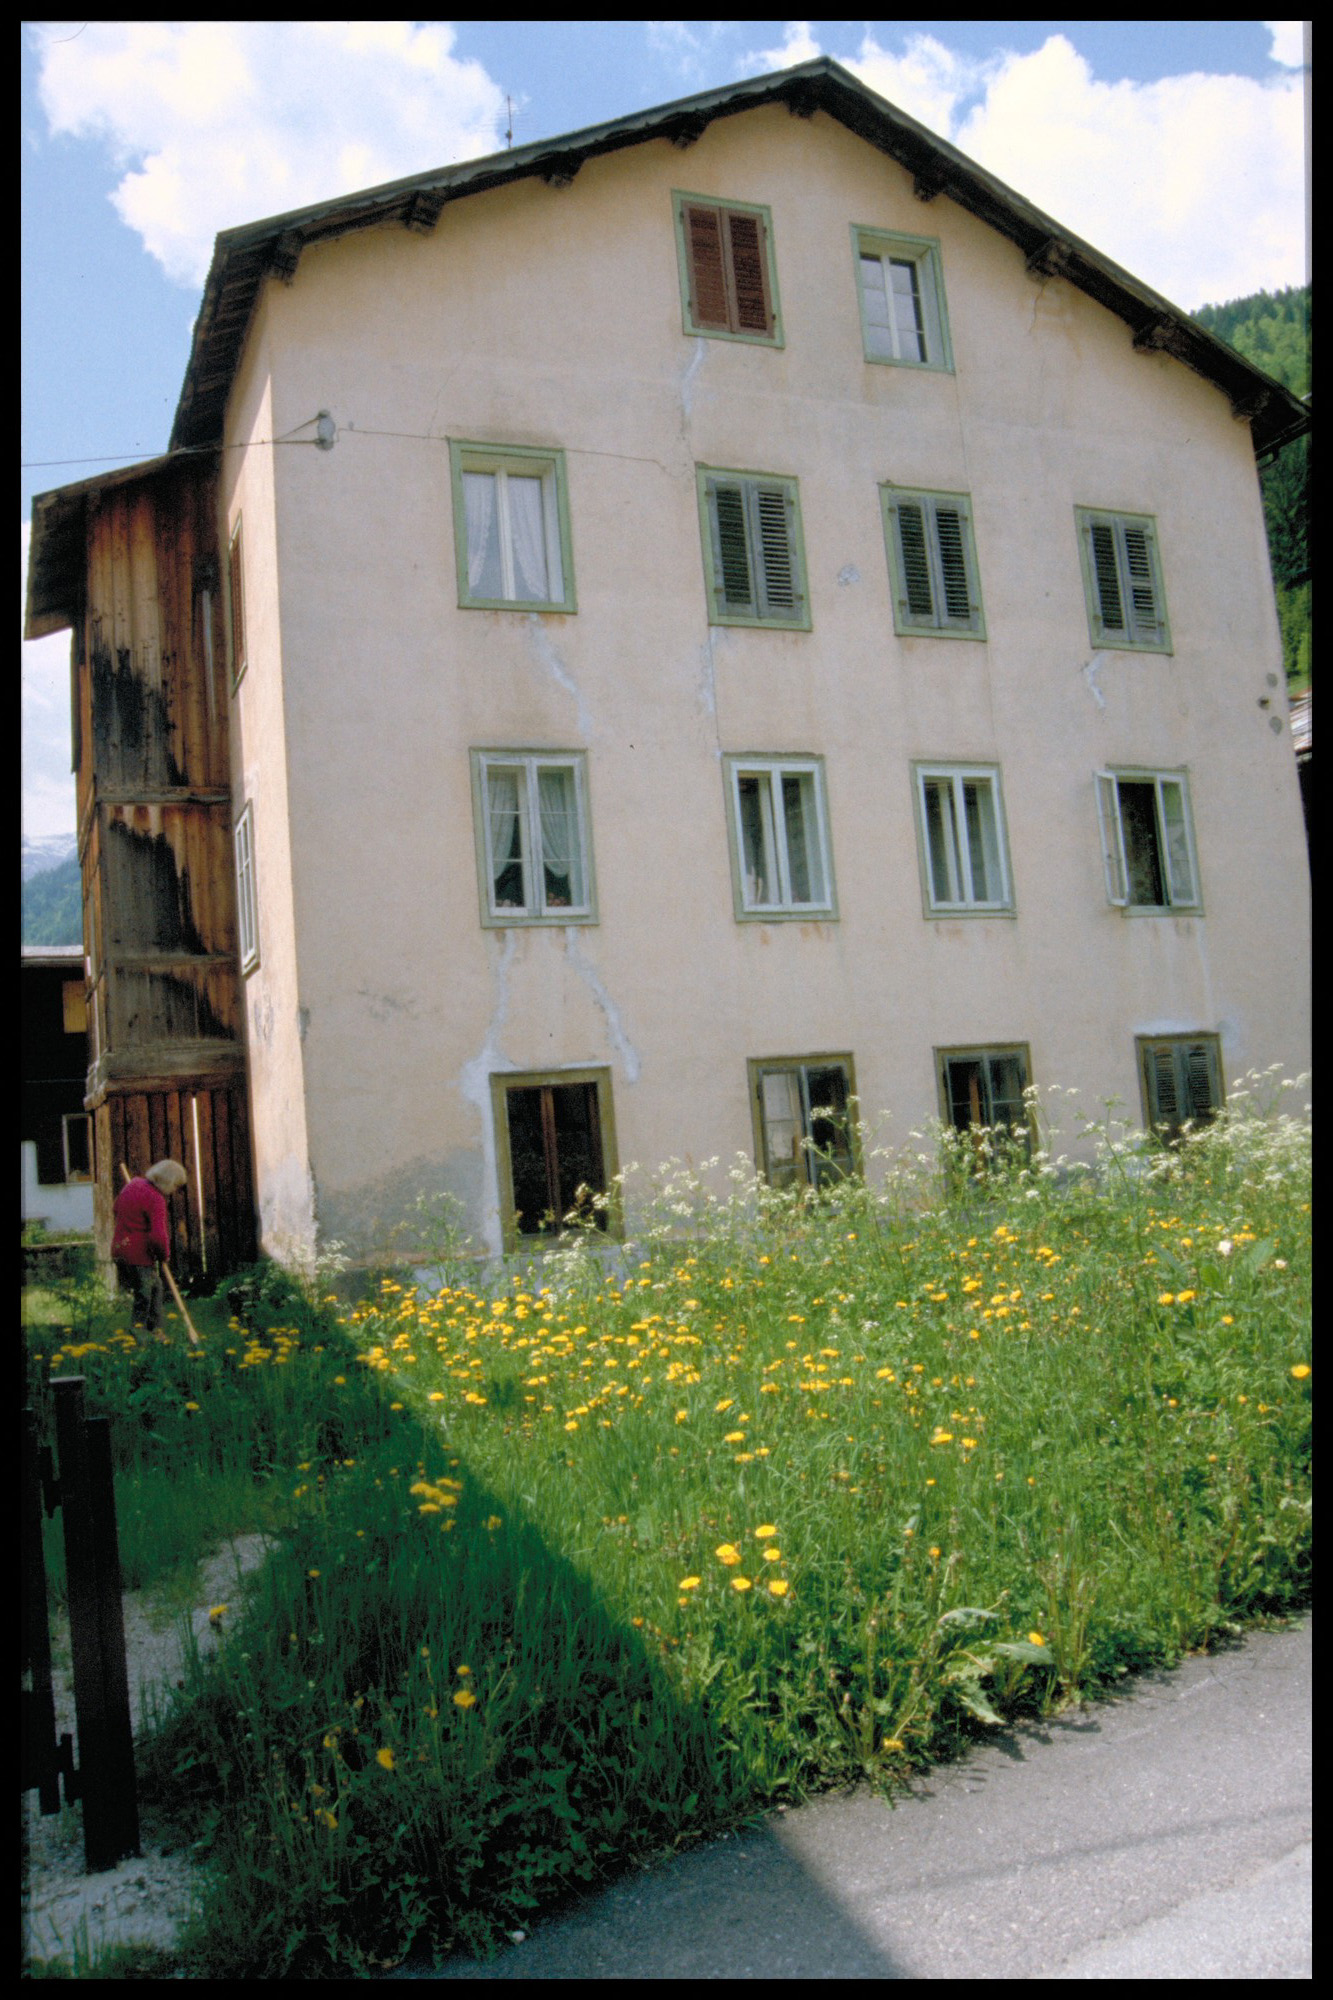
[
  {"left": 726, "top": 210, "right": 771, "bottom": 334},
  {"left": 685, "top": 204, "right": 730, "bottom": 330}
]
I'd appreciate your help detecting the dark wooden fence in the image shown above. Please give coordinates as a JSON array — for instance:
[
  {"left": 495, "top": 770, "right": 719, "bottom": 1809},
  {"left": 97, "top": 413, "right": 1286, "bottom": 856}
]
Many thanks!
[{"left": 21, "top": 1376, "right": 140, "bottom": 1872}]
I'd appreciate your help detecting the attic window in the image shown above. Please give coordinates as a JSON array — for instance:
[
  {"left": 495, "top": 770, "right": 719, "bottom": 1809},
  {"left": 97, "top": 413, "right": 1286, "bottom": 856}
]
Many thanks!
[
  {"left": 853, "top": 228, "right": 952, "bottom": 370},
  {"left": 674, "top": 193, "right": 781, "bottom": 344}
]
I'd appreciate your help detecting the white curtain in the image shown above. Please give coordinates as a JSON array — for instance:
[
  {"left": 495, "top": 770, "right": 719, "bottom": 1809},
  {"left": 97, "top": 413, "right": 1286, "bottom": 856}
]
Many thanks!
[
  {"left": 487, "top": 769, "right": 524, "bottom": 907},
  {"left": 537, "top": 767, "right": 580, "bottom": 907},
  {"left": 463, "top": 472, "right": 501, "bottom": 596},
  {"left": 507, "top": 475, "right": 551, "bottom": 601}
]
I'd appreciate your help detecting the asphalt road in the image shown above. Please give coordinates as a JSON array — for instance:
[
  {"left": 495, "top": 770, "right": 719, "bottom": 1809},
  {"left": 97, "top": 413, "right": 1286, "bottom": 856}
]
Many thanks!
[{"left": 394, "top": 1614, "right": 1311, "bottom": 1981}]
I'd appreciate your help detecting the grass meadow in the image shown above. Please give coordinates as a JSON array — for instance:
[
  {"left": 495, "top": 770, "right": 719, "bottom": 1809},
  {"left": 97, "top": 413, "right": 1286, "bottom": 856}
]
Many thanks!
[{"left": 23, "top": 1079, "right": 1311, "bottom": 1977}]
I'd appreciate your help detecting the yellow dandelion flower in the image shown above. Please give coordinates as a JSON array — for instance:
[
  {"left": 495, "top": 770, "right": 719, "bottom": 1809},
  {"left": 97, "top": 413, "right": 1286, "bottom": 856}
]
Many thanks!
[
  {"left": 1028, "top": 1631, "right": 1046, "bottom": 1646},
  {"left": 208, "top": 1604, "right": 228, "bottom": 1622},
  {"left": 1157, "top": 1293, "right": 1175, "bottom": 1306},
  {"left": 1292, "top": 1363, "right": 1311, "bottom": 1379},
  {"left": 731, "top": 1575, "right": 752, "bottom": 1592},
  {"left": 715, "top": 1543, "right": 741, "bottom": 1565},
  {"left": 453, "top": 1688, "right": 477, "bottom": 1709},
  {"left": 376, "top": 1746, "right": 395, "bottom": 1770},
  {"left": 679, "top": 1576, "right": 701, "bottom": 1591},
  {"left": 1176, "top": 1289, "right": 1196, "bottom": 1304},
  {"left": 762, "top": 1546, "right": 782, "bottom": 1562},
  {"left": 754, "top": 1525, "right": 777, "bottom": 1539},
  {"left": 767, "top": 1579, "right": 789, "bottom": 1597}
]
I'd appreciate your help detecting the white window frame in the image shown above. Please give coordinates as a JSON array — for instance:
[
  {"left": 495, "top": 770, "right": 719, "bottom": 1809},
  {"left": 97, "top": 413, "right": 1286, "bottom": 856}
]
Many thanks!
[
  {"left": 471, "top": 750, "right": 595, "bottom": 927},
  {"left": 881, "top": 487, "right": 985, "bottom": 638},
  {"left": 1075, "top": 508, "right": 1171, "bottom": 652},
  {"left": 913, "top": 764, "right": 1013, "bottom": 914},
  {"left": 1095, "top": 768, "right": 1200, "bottom": 912},
  {"left": 723, "top": 755, "right": 836, "bottom": 920},
  {"left": 449, "top": 442, "right": 576, "bottom": 613},
  {"left": 853, "top": 227, "right": 953, "bottom": 370},
  {"left": 233, "top": 801, "right": 259, "bottom": 973}
]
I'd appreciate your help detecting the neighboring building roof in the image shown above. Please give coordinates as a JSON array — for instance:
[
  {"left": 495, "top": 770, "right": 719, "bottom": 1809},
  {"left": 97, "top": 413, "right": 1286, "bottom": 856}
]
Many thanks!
[
  {"left": 167, "top": 56, "right": 1310, "bottom": 461},
  {"left": 22, "top": 944, "right": 84, "bottom": 968},
  {"left": 25, "top": 449, "right": 201, "bottom": 640}
]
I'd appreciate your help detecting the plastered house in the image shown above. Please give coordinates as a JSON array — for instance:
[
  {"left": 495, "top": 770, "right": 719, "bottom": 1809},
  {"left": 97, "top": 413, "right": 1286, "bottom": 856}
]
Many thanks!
[{"left": 25, "top": 59, "right": 1311, "bottom": 1277}]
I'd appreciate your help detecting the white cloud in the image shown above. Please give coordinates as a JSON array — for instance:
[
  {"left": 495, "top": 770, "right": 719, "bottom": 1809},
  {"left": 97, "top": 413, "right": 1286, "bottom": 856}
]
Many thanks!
[
  {"left": 22, "top": 520, "right": 79, "bottom": 841},
  {"left": 32, "top": 21, "right": 509, "bottom": 289},
  {"left": 744, "top": 24, "right": 1305, "bottom": 309},
  {"left": 1266, "top": 21, "right": 1307, "bottom": 68}
]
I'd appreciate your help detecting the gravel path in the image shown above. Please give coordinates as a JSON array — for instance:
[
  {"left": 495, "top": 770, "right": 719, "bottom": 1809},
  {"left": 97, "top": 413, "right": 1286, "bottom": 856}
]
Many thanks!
[{"left": 22, "top": 1533, "right": 272, "bottom": 1972}]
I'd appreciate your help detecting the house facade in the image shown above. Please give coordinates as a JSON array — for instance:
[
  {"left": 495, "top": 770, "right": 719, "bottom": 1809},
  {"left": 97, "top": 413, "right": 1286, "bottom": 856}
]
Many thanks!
[{"left": 27, "top": 60, "right": 1311, "bottom": 1271}]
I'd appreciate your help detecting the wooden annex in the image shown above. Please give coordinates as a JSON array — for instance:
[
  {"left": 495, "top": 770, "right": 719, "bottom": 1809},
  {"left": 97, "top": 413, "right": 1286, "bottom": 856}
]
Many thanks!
[{"left": 25, "top": 452, "right": 256, "bottom": 1286}]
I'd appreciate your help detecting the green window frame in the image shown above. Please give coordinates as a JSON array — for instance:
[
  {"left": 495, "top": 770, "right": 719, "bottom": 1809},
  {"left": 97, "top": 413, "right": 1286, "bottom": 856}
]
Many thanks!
[
  {"left": 227, "top": 516, "right": 247, "bottom": 686},
  {"left": 882, "top": 487, "right": 985, "bottom": 638},
  {"left": 491, "top": 1066, "right": 620, "bottom": 1249},
  {"left": 1095, "top": 768, "right": 1200, "bottom": 912},
  {"left": 449, "top": 441, "right": 576, "bottom": 613},
  {"left": 852, "top": 227, "right": 953, "bottom": 370},
  {"left": 698, "top": 467, "right": 809, "bottom": 629},
  {"left": 470, "top": 750, "right": 596, "bottom": 927},
  {"left": 723, "top": 755, "right": 836, "bottom": 920},
  {"left": 936, "top": 1045, "right": 1033, "bottom": 1158},
  {"left": 233, "top": 800, "right": 259, "bottom": 973},
  {"left": 748, "top": 1055, "right": 858, "bottom": 1191},
  {"left": 1075, "top": 507, "right": 1171, "bottom": 652},
  {"left": 1137, "top": 1035, "right": 1224, "bottom": 1141},
  {"left": 913, "top": 763, "right": 1013, "bottom": 915},
  {"left": 673, "top": 192, "right": 782, "bottom": 345}
]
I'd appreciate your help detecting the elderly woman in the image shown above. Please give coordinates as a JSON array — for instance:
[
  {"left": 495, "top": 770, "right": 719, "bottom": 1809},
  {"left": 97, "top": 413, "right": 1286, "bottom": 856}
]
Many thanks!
[{"left": 112, "top": 1159, "right": 187, "bottom": 1333}]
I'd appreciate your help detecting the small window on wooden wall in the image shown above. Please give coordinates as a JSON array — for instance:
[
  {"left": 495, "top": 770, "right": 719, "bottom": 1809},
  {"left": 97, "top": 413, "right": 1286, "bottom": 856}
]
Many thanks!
[
  {"left": 234, "top": 802, "right": 259, "bottom": 973},
  {"left": 228, "top": 518, "right": 247, "bottom": 684},
  {"left": 674, "top": 193, "right": 781, "bottom": 344},
  {"left": 492, "top": 1068, "right": 619, "bottom": 1248}
]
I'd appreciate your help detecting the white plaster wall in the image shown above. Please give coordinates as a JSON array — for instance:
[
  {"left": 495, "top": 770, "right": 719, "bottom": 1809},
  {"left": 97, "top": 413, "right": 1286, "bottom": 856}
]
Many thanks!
[
  {"left": 222, "top": 310, "right": 317, "bottom": 1263},
  {"left": 223, "top": 102, "right": 1310, "bottom": 1259},
  {"left": 22, "top": 1141, "right": 95, "bottom": 1233}
]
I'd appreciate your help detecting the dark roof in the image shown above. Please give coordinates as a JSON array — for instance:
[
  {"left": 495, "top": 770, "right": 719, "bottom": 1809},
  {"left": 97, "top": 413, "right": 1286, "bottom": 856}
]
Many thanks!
[
  {"left": 167, "top": 55, "right": 1310, "bottom": 460},
  {"left": 25, "top": 450, "right": 200, "bottom": 640}
]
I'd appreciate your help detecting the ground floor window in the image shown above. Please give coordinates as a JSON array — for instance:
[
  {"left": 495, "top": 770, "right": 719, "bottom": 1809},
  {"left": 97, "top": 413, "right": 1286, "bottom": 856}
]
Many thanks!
[
  {"left": 1138, "top": 1035, "right": 1223, "bottom": 1140},
  {"left": 749, "top": 1056, "right": 856, "bottom": 1189},
  {"left": 937, "top": 1046, "right": 1032, "bottom": 1161},
  {"left": 492, "top": 1068, "right": 618, "bottom": 1245}
]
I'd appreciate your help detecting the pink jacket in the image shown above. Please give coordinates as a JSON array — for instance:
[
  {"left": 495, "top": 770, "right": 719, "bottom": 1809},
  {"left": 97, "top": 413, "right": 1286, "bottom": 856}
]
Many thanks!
[{"left": 111, "top": 1178, "right": 171, "bottom": 1267}]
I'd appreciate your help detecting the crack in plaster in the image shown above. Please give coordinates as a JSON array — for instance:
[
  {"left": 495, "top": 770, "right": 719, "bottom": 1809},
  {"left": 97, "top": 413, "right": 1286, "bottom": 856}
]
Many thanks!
[
  {"left": 564, "top": 931, "right": 641, "bottom": 1083},
  {"left": 680, "top": 335, "right": 707, "bottom": 425},
  {"left": 1083, "top": 650, "right": 1109, "bottom": 709},
  {"left": 526, "top": 616, "right": 593, "bottom": 739}
]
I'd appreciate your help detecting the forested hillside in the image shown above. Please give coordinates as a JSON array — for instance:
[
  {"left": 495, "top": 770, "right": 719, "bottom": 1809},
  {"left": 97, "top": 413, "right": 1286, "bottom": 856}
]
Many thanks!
[
  {"left": 1193, "top": 285, "right": 1310, "bottom": 690},
  {"left": 21, "top": 852, "right": 82, "bottom": 947}
]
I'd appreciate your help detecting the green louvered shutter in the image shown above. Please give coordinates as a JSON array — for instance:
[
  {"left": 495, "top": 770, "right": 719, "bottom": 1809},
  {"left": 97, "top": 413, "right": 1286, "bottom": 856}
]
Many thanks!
[
  {"left": 895, "top": 500, "right": 936, "bottom": 623},
  {"left": 711, "top": 481, "right": 754, "bottom": 611},
  {"left": 754, "top": 483, "right": 796, "bottom": 616}
]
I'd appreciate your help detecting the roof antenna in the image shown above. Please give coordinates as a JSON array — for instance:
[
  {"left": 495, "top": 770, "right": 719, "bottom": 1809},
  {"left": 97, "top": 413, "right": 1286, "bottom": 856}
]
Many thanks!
[{"left": 505, "top": 96, "right": 513, "bottom": 149}]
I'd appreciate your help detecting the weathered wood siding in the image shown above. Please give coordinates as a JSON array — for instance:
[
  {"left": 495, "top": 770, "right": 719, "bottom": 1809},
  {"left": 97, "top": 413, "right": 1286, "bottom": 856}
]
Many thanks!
[
  {"left": 95, "top": 1083, "right": 256, "bottom": 1283},
  {"left": 72, "top": 455, "right": 256, "bottom": 1284}
]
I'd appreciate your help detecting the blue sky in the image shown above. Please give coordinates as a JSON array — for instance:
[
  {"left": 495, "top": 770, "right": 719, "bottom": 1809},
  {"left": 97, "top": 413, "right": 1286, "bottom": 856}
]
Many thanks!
[{"left": 21, "top": 20, "right": 1310, "bottom": 843}]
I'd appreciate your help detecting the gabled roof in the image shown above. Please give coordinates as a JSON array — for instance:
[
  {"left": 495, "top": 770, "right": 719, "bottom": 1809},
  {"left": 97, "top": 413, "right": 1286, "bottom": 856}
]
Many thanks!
[{"left": 168, "top": 55, "right": 1309, "bottom": 460}]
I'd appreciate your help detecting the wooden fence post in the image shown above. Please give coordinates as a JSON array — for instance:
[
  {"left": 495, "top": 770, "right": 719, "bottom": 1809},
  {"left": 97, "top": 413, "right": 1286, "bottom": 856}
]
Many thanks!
[{"left": 52, "top": 1377, "right": 140, "bottom": 1871}]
